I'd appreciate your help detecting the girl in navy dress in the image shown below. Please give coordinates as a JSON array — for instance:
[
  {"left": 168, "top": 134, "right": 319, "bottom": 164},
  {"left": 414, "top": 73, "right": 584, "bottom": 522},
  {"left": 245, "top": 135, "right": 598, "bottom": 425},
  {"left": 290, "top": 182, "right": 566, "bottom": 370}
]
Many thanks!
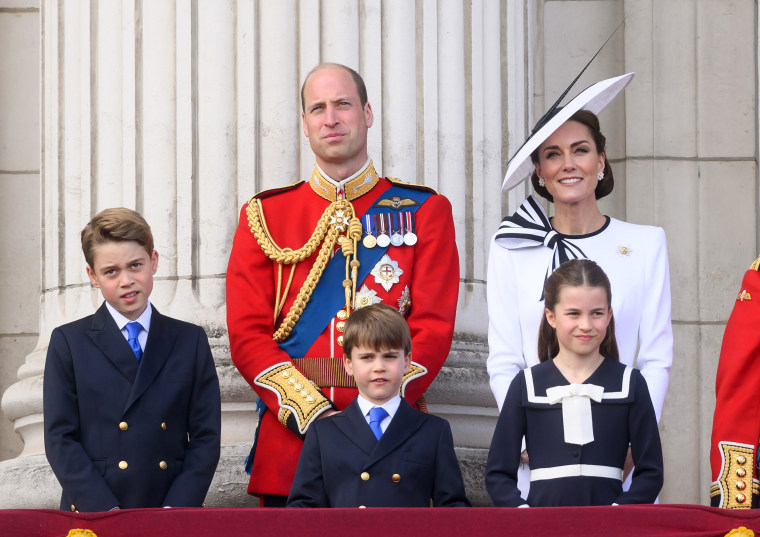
[{"left": 485, "top": 259, "right": 663, "bottom": 507}]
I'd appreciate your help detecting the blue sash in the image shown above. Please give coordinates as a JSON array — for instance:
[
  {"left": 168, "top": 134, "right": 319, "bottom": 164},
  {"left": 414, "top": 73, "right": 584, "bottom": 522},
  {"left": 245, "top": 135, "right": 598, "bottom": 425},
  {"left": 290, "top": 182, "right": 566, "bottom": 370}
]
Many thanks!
[{"left": 278, "top": 184, "right": 433, "bottom": 357}]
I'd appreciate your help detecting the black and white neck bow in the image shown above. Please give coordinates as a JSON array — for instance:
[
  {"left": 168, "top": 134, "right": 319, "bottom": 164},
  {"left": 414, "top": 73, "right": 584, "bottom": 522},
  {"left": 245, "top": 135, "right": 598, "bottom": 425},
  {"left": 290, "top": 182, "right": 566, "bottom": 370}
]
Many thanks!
[{"left": 494, "top": 195, "right": 588, "bottom": 300}]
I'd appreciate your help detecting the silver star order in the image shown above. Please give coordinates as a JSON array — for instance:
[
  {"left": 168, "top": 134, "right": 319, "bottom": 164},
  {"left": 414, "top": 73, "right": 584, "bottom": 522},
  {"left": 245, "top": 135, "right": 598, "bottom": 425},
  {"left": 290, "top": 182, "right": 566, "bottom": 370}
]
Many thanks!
[
  {"left": 354, "top": 285, "right": 382, "bottom": 309},
  {"left": 329, "top": 210, "right": 350, "bottom": 231},
  {"left": 371, "top": 254, "right": 403, "bottom": 292}
]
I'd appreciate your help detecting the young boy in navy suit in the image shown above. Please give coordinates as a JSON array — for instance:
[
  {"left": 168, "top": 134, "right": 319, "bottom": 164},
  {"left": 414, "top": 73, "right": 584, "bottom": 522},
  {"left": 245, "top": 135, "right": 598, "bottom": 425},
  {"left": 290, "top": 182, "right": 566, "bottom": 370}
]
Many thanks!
[
  {"left": 286, "top": 304, "right": 469, "bottom": 508},
  {"left": 44, "top": 208, "right": 221, "bottom": 512}
]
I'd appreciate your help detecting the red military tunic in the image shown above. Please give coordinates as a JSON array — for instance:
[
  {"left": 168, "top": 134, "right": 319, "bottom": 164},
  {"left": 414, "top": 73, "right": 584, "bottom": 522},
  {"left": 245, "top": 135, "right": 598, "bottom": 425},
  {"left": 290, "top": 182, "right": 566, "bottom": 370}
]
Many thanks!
[
  {"left": 226, "top": 162, "right": 459, "bottom": 497},
  {"left": 710, "top": 255, "right": 760, "bottom": 508}
]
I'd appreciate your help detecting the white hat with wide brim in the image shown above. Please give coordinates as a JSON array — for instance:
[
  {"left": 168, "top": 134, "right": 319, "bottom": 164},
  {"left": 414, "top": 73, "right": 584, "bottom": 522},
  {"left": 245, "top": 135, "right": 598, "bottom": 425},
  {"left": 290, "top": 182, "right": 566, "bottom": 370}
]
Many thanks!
[{"left": 502, "top": 72, "right": 635, "bottom": 192}]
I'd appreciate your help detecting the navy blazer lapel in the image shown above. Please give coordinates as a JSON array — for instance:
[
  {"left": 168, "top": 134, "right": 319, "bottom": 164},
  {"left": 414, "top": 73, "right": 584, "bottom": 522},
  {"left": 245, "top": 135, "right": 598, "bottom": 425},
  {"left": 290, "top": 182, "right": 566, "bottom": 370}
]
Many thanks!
[
  {"left": 87, "top": 303, "right": 140, "bottom": 383},
  {"left": 364, "top": 399, "right": 425, "bottom": 469},
  {"left": 333, "top": 398, "right": 378, "bottom": 456},
  {"left": 124, "top": 307, "right": 173, "bottom": 411}
]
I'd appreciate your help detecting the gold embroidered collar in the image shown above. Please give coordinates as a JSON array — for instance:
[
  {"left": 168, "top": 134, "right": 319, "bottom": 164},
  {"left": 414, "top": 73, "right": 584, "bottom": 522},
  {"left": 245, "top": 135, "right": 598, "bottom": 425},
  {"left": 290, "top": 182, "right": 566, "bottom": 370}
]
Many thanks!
[{"left": 309, "top": 161, "right": 380, "bottom": 202}]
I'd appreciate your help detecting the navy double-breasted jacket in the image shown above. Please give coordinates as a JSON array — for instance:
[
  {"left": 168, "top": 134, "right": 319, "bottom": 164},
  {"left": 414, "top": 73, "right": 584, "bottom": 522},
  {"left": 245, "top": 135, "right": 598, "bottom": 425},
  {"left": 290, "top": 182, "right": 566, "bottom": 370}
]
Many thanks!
[
  {"left": 43, "top": 303, "right": 221, "bottom": 512},
  {"left": 287, "top": 397, "right": 470, "bottom": 508}
]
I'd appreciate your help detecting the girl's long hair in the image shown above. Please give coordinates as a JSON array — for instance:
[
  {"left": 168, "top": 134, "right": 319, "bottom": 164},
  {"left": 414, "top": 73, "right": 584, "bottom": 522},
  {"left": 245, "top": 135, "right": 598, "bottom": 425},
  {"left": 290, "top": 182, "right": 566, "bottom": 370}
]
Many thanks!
[{"left": 537, "top": 259, "right": 619, "bottom": 362}]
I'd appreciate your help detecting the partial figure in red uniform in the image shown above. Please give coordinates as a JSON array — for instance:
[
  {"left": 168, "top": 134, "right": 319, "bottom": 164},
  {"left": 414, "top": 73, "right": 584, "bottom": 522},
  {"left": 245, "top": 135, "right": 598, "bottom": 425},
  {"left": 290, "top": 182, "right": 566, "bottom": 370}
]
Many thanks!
[
  {"left": 710, "top": 255, "right": 760, "bottom": 508},
  {"left": 226, "top": 63, "right": 459, "bottom": 506}
]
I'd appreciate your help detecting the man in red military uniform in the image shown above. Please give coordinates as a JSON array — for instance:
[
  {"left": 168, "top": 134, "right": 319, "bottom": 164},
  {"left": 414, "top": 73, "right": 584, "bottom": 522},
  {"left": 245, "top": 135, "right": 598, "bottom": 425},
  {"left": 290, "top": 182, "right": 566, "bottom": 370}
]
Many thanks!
[
  {"left": 226, "top": 63, "right": 459, "bottom": 505},
  {"left": 710, "top": 255, "right": 760, "bottom": 508}
]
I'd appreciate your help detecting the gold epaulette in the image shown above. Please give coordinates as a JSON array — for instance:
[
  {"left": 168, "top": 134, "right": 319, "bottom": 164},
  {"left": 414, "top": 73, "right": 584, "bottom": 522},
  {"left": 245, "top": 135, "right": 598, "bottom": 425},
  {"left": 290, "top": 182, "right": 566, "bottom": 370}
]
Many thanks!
[
  {"left": 386, "top": 177, "right": 439, "bottom": 195},
  {"left": 750, "top": 255, "right": 760, "bottom": 272},
  {"left": 250, "top": 180, "right": 304, "bottom": 202},
  {"left": 714, "top": 441, "right": 755, "bottom": 508},
  {"left": 254, "top": 363, "right": 332, "bottom": 434}
]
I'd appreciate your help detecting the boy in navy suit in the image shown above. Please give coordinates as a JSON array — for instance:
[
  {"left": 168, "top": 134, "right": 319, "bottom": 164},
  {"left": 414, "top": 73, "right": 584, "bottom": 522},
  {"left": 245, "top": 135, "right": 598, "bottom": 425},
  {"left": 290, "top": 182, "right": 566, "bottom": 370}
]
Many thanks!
[
  {"left": 286, "top": 304, "right": 469, "bottom": 507},
  {"left": 44, "top": 208, "right": 221, "bottom": 512}
]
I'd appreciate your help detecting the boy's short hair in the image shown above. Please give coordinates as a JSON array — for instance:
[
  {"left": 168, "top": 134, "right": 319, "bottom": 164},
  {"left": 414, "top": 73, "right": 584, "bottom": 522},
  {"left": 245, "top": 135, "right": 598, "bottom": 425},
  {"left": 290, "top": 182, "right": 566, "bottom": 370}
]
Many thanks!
[
  {"left": 343, "top": 304, "right": 412, "bottom": 358},
  {"left": 81, "top": 208, "right": 154, "bottom": 268}
]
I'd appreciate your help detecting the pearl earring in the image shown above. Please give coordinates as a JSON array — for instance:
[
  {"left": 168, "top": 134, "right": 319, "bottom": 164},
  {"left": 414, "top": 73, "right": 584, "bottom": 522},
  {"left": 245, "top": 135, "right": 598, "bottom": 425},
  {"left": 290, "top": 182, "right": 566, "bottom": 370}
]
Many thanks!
[{"left": 597, "top": 171, "right": 605, "bottom": 181}]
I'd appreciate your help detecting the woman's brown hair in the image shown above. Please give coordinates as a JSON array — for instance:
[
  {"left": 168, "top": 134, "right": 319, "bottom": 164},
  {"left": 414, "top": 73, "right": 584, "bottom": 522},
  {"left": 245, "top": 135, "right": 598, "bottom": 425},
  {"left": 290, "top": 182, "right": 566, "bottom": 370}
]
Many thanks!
[
  {"left": 537, "top": 259, "right": 619, "bottom": 362},
  {"left": 530, "top": 109, "right": 614, "bottom": 202}
]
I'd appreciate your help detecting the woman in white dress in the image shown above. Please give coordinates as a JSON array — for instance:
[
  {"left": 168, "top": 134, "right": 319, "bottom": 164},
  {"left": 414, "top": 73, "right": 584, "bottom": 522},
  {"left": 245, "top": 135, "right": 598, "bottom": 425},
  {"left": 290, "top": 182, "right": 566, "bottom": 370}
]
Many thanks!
[{"left": 486, "top": 74, "right": 672, "bottom": 489}]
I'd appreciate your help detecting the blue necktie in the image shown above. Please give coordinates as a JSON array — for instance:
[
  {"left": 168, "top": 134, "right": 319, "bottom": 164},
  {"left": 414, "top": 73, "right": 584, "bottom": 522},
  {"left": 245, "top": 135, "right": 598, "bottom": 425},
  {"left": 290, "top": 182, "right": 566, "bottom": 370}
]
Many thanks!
[
  {"left": 125, "top": 322, "right": 143, "bottom": 361},
  {"left": 368, "top": 407, "right": 388, "bottom": 441}
]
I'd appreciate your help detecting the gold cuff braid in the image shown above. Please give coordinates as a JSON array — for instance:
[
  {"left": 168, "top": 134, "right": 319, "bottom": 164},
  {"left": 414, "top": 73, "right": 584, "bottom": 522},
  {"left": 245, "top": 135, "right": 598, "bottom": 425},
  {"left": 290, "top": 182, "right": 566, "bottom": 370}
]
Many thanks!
[
  {"left": 400, "top": 362, "right": 428, "bottom": 397},
  {"left": 716, "top": 442, "right": 755, "bottom": 509},
  {"left": 255, "top": 363, "right": 332, "bottom": 434}
]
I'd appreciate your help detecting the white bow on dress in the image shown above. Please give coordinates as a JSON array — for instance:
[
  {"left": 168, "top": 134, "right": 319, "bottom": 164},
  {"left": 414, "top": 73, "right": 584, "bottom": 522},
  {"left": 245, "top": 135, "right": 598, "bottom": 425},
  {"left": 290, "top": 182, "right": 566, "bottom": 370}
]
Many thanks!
[{"left": 545, "top": 383, "right": 604, "bottom": 445}]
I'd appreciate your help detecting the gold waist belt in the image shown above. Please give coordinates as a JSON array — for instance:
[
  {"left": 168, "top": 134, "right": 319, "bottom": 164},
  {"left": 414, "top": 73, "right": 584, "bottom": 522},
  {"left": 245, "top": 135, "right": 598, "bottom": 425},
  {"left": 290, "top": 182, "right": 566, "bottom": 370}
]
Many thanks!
[{"left": 292, "top": 357, "right": 356, "bottom": 388}]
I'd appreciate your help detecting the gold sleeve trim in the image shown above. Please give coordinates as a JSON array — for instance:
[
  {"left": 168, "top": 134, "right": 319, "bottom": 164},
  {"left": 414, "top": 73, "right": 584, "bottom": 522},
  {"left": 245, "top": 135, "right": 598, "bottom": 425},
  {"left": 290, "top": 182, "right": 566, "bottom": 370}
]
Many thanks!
[
  {"left": 400, "top": 362, "right": 428, "bottom": 397},
  {"left": 716, "top": 441, "right": 755, "bottom": 509},
  {"left": 750, "top": 255, "right": 760, "bottom": 271},
  {"left": 254, "top": 363, "right": 332, "bottom": 434},
  {"left": 278, "top": 408, "right": 292, "bottom": 428}
]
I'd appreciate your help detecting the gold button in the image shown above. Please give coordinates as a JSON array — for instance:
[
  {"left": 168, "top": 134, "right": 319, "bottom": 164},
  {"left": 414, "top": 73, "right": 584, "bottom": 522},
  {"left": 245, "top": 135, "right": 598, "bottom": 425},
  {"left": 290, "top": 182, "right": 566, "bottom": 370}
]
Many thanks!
[
  {"left": 119, "top": 421, "right": 128, "bottom": 431},
  {"left": 737, "top": 455, "right": 747, "bottom": 465},
  {"left": 337, "top": 335, "right": 344, "bottom": 347},
  {"left": 360, "top": 472, "right": 370, "bottom": 481},
  {"left": 736, "top": 481, "right": 747, "bottom": 490},
  {"left": 159, "top": 461, "right": 168, "bottom": 470},
  {"left": 294, "top": 382, "right": 303, "bottom": 391},
  {"left": 282, "top": 370, "right": 292, "bottom": 378},
  {"left": 392, "top": 474, "right": 401, "bottom": 483},
  {"left": 300, "top": 390, "right": 309, "bottom": 397},
  {"left": 306, "top": 396, "right": 316, "bottom": 404},
  {"left": 70, "top": 505, "right": 76, "bottom": 512},
  {"left": 358, "top": 505, "right": 366, "bottom": 509},
  {"left": 337, "top": 309, "right": 348, "bottom": 321},
  {"left": 737, "top": 468, "right": 747, "bottom": 478},
  {"left": 736, "top": 493, "right": 746, "bottom": 503},
  {"left": 161, "top": 422, "right": 167, "bottom": 430},
  {"left": 288, "top": 377, "right": 296, "bottom": 385},
  {"left": 119, "top": 461, "right": 128, "bottom": 470},
  {"left": 336, "top": 321, "right": 346, "bottom": 333}
]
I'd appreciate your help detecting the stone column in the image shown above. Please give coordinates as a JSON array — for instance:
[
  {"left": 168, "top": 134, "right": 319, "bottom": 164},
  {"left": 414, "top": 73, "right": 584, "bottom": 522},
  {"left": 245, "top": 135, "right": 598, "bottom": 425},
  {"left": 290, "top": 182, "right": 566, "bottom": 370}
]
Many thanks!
[
  {"left": 536, "top": 0, "right": 758, "bottom": 504},
  {"left": 0, "top": 0, "right": 519, "bottom": 507},
  {"left": 0, "top": 0, "right": 255, "bottom": 508}
]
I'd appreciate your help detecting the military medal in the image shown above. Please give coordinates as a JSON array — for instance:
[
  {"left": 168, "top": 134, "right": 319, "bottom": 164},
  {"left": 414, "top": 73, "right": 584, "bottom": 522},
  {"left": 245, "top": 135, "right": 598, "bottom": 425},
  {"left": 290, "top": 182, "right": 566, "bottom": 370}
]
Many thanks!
[
  {"left": 390, "top": 213, "right": 404, "bottom": 247},
  {"left": 376, "top": 213, "right": 391, "bottom": 248},
  {"left": 371, "top": 254, "right": 403, "bottom": 291},
  {"left": 362, "top": 214, "right": 377, "bottom": 248},
  {"left": 403, "top": 212, "right": 418, "bottom": 246}
]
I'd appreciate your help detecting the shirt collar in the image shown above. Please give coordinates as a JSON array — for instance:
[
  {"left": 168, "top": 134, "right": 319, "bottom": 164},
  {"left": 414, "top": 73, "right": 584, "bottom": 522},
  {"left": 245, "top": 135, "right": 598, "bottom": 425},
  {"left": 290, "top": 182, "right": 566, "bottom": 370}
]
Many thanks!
[
  {"left": 105, "top": 300, "right": 153, "bottom": 332},
  {"left": 356, "top": 393, "right": 402, "bottom": 419}
]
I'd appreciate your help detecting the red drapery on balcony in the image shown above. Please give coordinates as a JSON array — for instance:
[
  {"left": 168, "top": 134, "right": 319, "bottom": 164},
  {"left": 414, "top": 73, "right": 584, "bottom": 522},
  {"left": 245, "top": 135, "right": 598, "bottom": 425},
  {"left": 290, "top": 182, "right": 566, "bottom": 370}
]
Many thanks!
[{"left": 3, "top": 504, "right": 760, "bottom": 537}]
